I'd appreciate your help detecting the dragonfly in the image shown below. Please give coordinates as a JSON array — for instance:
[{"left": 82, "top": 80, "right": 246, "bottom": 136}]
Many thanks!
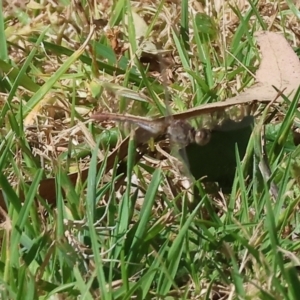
[{"left": 91, "top": 95, "right": 265, "bottom": 191}]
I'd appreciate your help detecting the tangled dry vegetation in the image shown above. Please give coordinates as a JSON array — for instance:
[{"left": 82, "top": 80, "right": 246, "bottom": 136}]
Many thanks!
[
  {"left": 2, "top": 0, "right": 299, "bottom": 184},
  {"left": 2, "top": 1, "right": 300, "bottom": 299}
]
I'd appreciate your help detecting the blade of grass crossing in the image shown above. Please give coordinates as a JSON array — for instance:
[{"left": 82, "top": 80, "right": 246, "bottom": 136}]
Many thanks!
[
  {"left": 182, "top": 191, "right": 202, "bottom": 291},
  {"left": 86, "top": 139, "right": 110, "bottom": 299},
  {"left": 0, "top": 173, "right": 23, "bottom": 213},
  {"left": 110, "top": 0, "right": 126, "bottom": 26},
  {"left": 59, "top": 172, "right": 82, "bottom": 219},
  {"left": 0, "top": 27, "right": 49, "bottom": 126},
  {"left": 123, "top": 268, "right": 160, "bottom": 300},
  {"left": 143, "top": 0, "right": 166, "bottom": 38},
  {"left": 264, "top": 188, "right": 288, "bottom": 297},
  {"left": 248, "top": 0, "right": 268, "bottom": 30},
  {"left": 285, "top": 265, "right": 300, "bottom": 299},
  {"left": 230, "top": 252, "right": 246, "bottom": 298},
  {"left": 275, "top": 156, "right": 300, "bottom": 237},
  {"left": 107, "top": 152, "right": 126, "bottom": 278},
  {"left": 26, "top": 273, "right": 36, "bottom": 300},
  {"left": 72, "top": 266, "right": 94, "bottom": 300},
  {"left": 46, "top": 282, "right": 77, "bottom": 298},
  {"left": 9, "top": 170, "right": 44, "bottom": 276},
  {"left": 273, "top": 155, "right": 291, "bottom": 220},
  {"left": 127, "top": 168, "right": 162, "bottom": 265},
  {"left": 16, "top": 266, "right": 26, "bottom": 300},
  {"left": 233, "top": 145, "right": 249, "bottom": 223},
  {"left": 138, "top": 239, "right": 170, "bottom": 299},
  {"left": 125, "top": 0, "right": 137, "bottom": 56},
  {"left": 172, "top": 27, "right": 192, "bottom": 71},
  {"left": 0, "top": 0, "right": 8, "bottom": 61},
  {"left": 22, "top": 232, "right": 48, "bottom": 269},
  {"left": 229, "top": 7, "right": 255, "bottom": 66},
  {"left": 112, "top": 135, "right": 136, "bottom": 253},
  {"left": 65, "top": 79, "right": 77, "bottom": 172},
  {"left": 55, "top": 169, "right": 74, "bottom": 287},
  {"left": 55, "top": 169, "right": 66, "bottom": 262},
  {"left": 0, "top": 133, "right": 13, "bottom": 202},
  {"left": 270, "top": 87, "right": 300, "bottom": 163},
  {"left": 192, "top": 16, "right": 214, "bottom": 89},
  {"left": 135, "top": 62, "right": 165, "bottom": 114},
  {"left": 0, "top": 59, "right": 40, "bottom": 92},
  {"left": 22, "top": 27, "right": 95, "bottom": 118},
  {"left": 7, "top": 112, "right": 39, "bottom": 168},
  {"left": 172, "top": 27, "right": 201, "bottom": 101},
  {"left": 42, "top": 41, "right": 147, "bottom": 86},
  {"left": 118, "top": 135, "right": 136, "bottom": 291},
  {"left": 158, "top": 200, "right": 203, "bottom": 295},
  {"left": 286, "top": 0, "right": 300, "bottom": 18},
  {"left": 16, "top": 169, "right": 44, "bottom": 234},
  {"left": 180, "top": 0, "right": 189, "bottom": 48}
]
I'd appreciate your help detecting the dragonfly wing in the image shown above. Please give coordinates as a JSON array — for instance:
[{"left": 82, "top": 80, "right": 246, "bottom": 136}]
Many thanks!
[
  {"left": 182, "top": 117, "right": 254, "bottom": 191},
  {"left": 91, "top": 113, "right": 167, "bottom": 137},
  {"left": 213, "top": 116, "right": 254, "bottom": 132},
  {"left": 134, "top": 127, "right": 162, "bottom": 144}
]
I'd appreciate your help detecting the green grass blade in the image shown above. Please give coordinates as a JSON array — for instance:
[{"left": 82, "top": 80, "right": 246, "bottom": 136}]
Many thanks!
[
  {"left": 158, "top": 200, "right": 202, "bottom": 294},
  {"left": 0, "top": 0, "right": 8, "bottom": 61}
]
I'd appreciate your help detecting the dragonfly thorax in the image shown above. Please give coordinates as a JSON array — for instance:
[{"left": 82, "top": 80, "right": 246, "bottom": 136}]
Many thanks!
[
  {"left": 166, "top": 120, "right": 211, "bottom": 148},
  {"left": 166, "top": 120, "right": 194, "bottom": 148}
]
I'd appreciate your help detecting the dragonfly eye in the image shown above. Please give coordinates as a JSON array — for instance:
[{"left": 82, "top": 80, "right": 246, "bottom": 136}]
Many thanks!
[{"left": 194, "top": 129, "right": 211, "bottom": 146}]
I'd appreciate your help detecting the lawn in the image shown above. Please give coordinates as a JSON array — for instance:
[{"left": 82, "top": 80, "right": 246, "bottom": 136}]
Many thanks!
[{"left": 1, "top": 0, "right": 300, "bottom": 299}]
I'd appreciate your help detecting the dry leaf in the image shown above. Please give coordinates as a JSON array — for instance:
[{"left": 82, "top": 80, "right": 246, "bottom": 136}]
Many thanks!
[{"left": 225, "top": 31, "right": 300, "bottom": 103}]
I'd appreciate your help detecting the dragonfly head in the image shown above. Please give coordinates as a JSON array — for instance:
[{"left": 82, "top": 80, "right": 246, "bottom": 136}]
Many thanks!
[{"left": 194, "top": 129, "right": 211, "bottom": 146}]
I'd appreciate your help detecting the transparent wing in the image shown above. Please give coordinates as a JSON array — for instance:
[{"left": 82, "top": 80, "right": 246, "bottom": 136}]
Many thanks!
[{"left": 91, "top": 112, "right": 167, "bottom": 137}]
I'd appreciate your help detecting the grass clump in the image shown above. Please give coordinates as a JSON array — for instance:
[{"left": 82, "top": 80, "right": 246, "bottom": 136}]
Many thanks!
[{"left": 0, "top": 0, "right": 300, "bottom": 299}]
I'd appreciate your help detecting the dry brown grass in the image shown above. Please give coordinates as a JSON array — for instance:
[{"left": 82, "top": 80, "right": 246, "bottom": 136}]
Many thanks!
[
  {"left": 2, "top": 0, "right": 299, "bottom": 176},
  {"left": 1, "top": 3, "right": 300, "bottom": 297}
]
